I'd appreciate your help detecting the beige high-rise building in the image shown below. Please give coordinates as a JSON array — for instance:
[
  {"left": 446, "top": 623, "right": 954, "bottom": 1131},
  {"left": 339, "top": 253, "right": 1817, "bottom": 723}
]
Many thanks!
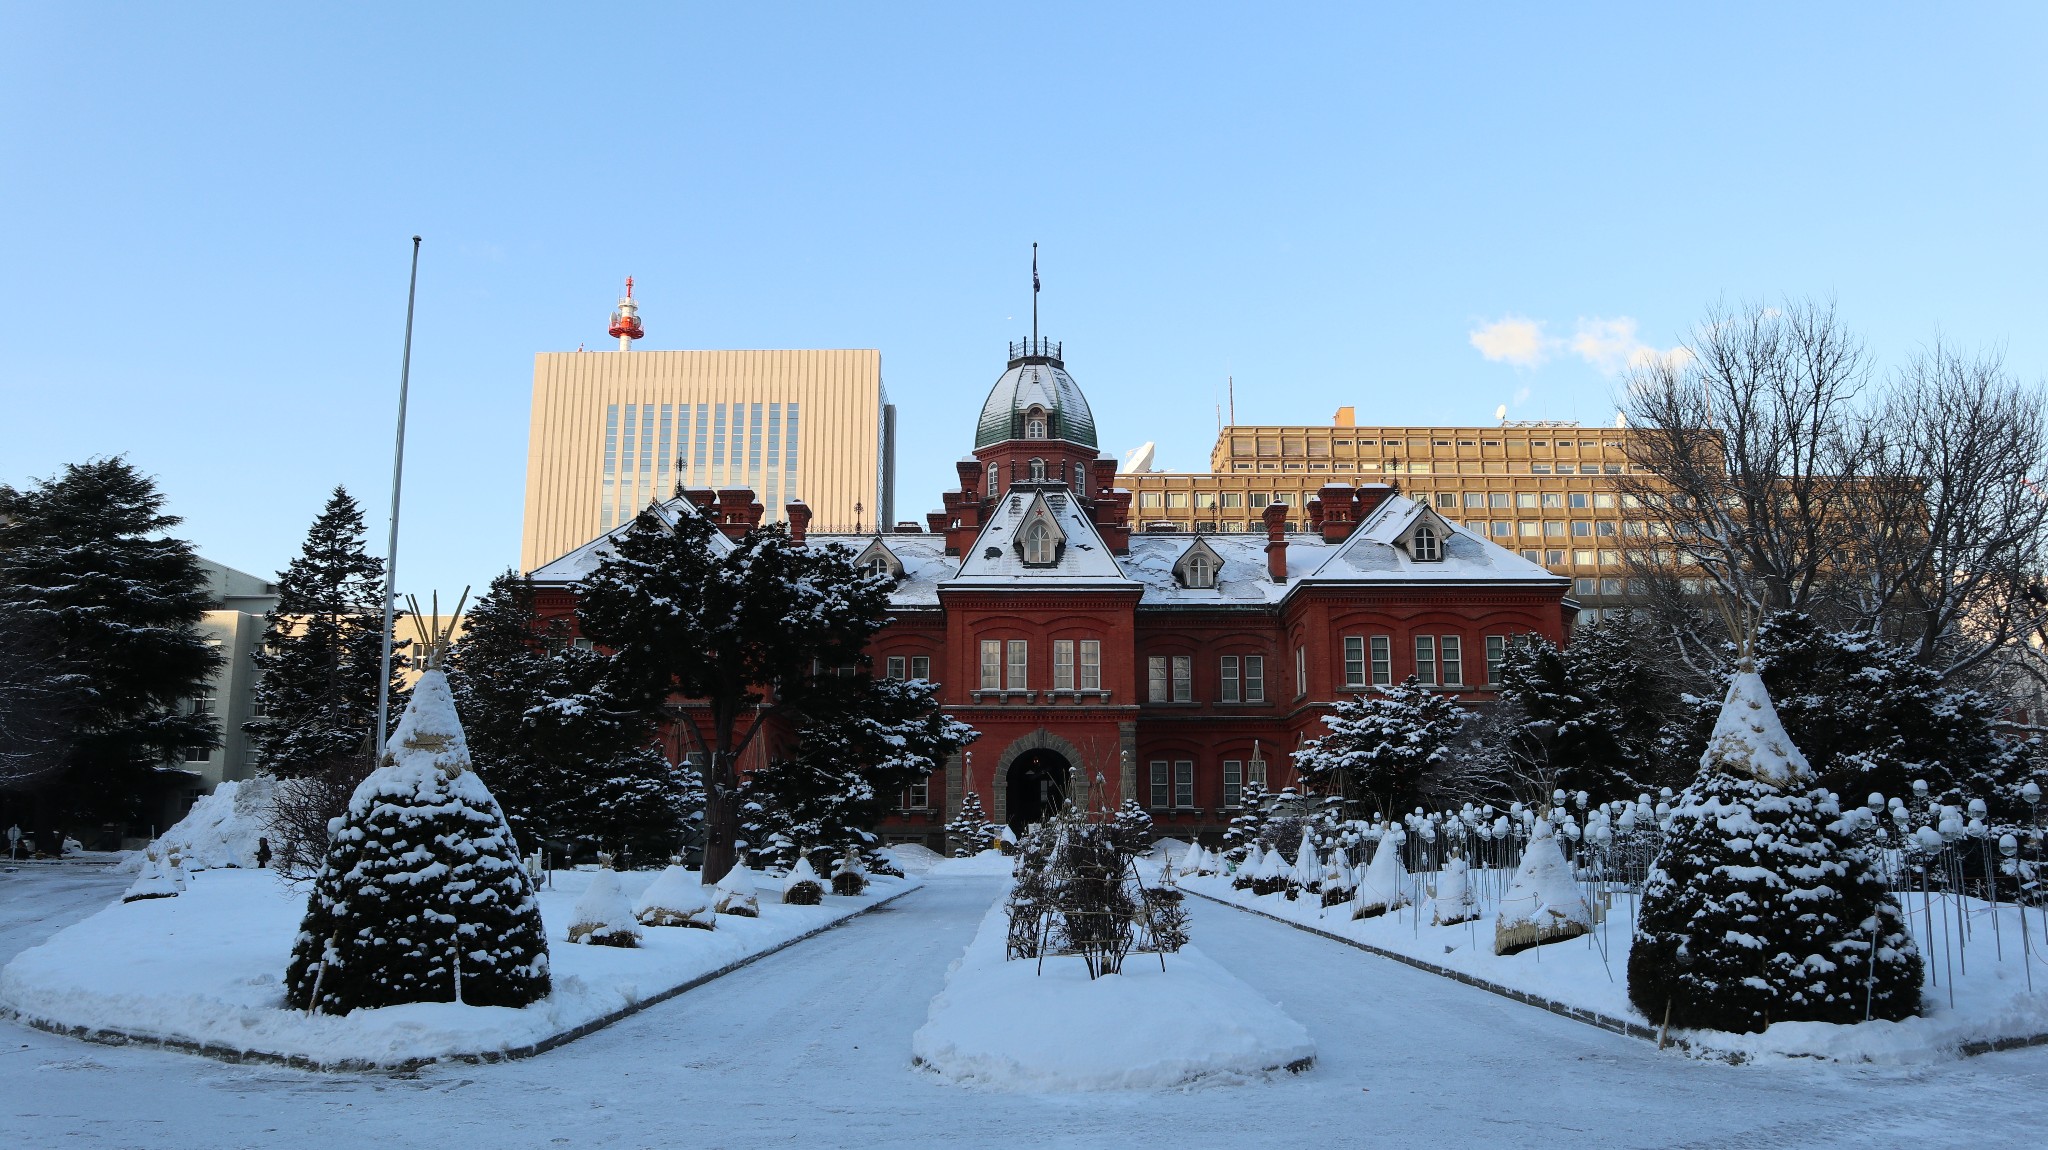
[
  {"left": 521, "top": 348, "right": 895, "bottom": 573},
  {"left": 1119, "top": 407, "right": 1655, "bottom": 617}
]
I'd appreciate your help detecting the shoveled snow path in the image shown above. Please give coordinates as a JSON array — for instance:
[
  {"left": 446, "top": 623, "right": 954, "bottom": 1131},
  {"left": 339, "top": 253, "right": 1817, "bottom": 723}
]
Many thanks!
[{"left": 0, "top": 869, "right": 2043, "bottom": 1148}]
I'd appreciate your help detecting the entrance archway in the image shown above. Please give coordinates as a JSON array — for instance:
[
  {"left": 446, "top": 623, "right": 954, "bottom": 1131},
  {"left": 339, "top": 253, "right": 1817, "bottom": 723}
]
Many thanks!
[{"left": 1006, "top": 749, "right": 1072, "bottom": 834}]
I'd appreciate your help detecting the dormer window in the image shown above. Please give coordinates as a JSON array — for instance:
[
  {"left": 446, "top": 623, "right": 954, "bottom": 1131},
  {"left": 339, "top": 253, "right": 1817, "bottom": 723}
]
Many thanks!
[
  {"left": 1025, "top": 407, "right": 1048, "bottom": 439},
  {"left": 863, "top": 556, "right": 892, "bottom": 578},
  {"left": 1171, "top": 536, "right": 1224, "bottom": 589},
  {"left": 1030, "top": 458, "right": 1047, "bottom": 480},
  {"left": 1023, "top": 521, "right": 1056, "bottom": 564},
  {"left": 1411, "top": 524, "right": 1441, "bottom": 562},
  {"left": 853, "top": 537, "right": 905, "bottom": 581},
  {"left": 1186, "top": 553, "right": 1216, "bottom": 588}
]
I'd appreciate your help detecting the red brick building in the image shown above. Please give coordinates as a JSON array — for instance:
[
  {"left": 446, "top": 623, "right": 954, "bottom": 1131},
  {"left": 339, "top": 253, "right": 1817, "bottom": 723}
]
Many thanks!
[{"left": 530, "top": 338, "right": 1574, "bottom": 849}]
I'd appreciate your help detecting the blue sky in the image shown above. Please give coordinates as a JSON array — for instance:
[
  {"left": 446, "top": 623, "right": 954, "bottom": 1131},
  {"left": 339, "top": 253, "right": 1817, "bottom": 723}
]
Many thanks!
[{"left": 3, "top": 4, "right": 2043, "bottom": 597}]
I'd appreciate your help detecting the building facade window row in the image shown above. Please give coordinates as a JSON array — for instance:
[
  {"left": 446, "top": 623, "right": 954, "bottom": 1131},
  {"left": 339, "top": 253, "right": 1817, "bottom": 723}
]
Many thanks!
[
  {"left": 600, "top": 401, "right": 801, "bottom": 529},
  {"left": 976, "top": 638, "right": 1103, "bottom": 691}
]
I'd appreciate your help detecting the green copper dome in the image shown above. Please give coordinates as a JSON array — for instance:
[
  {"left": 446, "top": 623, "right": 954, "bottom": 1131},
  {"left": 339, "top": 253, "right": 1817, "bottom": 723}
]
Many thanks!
[{"left": 973, "top": 339, "right": 1098, "bottom": 449}]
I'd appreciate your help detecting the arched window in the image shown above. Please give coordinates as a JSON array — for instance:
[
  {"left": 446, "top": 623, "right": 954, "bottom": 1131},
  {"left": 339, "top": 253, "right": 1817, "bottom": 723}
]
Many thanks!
[
  {"left": 864, "top": 556, "right": 892, "bottom": 579},
  {"left": 1025, "top": 408, "right": 1048, "bottom": 439},
  {"left": 1030, "top": 458, "right": 1046, "bottom": 480},
  {"left": 1411, "top": 524, "right": 1441, "bottom": 561},
  {"left": 1186, "top": 553, "right": 1216, "bottom": 588},
  {"left": 1023, "top": 522, "right": 1056, "bottom": 564}
]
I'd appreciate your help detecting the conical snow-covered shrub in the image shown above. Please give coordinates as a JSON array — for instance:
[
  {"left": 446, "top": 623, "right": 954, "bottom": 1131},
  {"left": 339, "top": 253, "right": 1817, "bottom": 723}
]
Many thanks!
[
  {"left": 636, "top": 865, "right": 717, "bottom": 929},
  {"left": 1319, "top": 845, "right": 1356, "bottom": 908},
  {"left": 831, "top": 848, "right": 868, "bottom": 896},
  {"left": 714, "top": 866, "right": 761, "bottom": 917},
  {"left": 567, "top": 869, "right": 643, "bottom": 947},
  {"left": 122, "top": 848, "right": 180, "bottom": 903},
  {"left": 781, "top": 856, "right": 825, "bottom": 905},
  {"left": 1286, "top": 828, "right": 1322, "bottom": 901},
  {"left": 1231, "top": 844, "right": 1263, "bottom": 890},
  {"left": 947, "top": 791, "right": 995, "bottom": 857},
  {"left": 1249, "top": 844, "right": 1289, "bottom": 896},
  {"left": 1431, "top": 856, "right": 1480, "bottom": 925},
  {"left": 284, "top": 671, "right": 550, "bottom": 1013},
  {"left": 1495, "top": 816, "right": 1590, "bottom": 954},
  {"left": 1352, "top": 826, "right": 1412, "bottom": 919},
  {"left": 1627, "top": 664, "right": 1922, "bottom": 1032}
]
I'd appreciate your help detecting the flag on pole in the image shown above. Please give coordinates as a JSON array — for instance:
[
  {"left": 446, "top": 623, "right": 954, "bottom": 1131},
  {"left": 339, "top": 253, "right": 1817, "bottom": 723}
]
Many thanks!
[{"left": 1032, "top": 243, "right": 1039, "bottom": 292}]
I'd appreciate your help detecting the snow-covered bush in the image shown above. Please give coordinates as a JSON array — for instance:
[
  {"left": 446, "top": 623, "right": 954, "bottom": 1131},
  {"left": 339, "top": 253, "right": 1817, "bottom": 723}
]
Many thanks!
[
  {"left": 122, "top": 847, "right": 181, "bottom": 903},
  {"left": 947, "top": 790, "right": 996, "bottom": 857},
  {"left": 1628, "top": 664, "right": 1923, "bottom": 1032},
  {"left": 568, "top": 869, "right": 643, "bottom": 948},
  {"left": 636, "top": 865, "right": 717, "bottom": 929},
  {"left": 1351, "top": 825, "right": 1411, "bottom": 919},
  {"left": 283, "top": 671, "right": 550, "bottom": 1014},
  {"left": 1318, "top": 845, "right": 1356, "bottom": 908},
  {"left": 831, "top": 848, "right": 868, "bottom": 896},
  {"left": 714, "top": 866, "right": 761, "bottom": 917},
  {"left": 1493, "top": 816, "right": 1589, "bottom": 954},
  {"left": 1110, "top": 799, "right": 1154, "bottom": 857},
  {"left": 781, "top": 856, "right": 825, "bottom": 905},
  {"left": 1430, "top": 856, "right": 1480, "bottom": 925}
]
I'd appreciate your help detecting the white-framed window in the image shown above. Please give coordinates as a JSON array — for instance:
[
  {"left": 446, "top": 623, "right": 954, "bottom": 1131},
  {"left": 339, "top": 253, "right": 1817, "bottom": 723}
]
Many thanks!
[
  {"left": 1441, "top": 635, "right": 1464, "bottom": 686},
  {"left": 1343, "top": 636, "right": 1366, "bottom": 687},
  {"left": 1171, "top": 655, "right": 1192, "bottom": 702},
  {"left": 1295, "top": 646, "right": 1307, "bottom": 698},
  {"left": 1148, "top": 656, "right": 1169, "bottom": 702},
  {"left": 1023, "top": 522, "right": 1056, "bottom": 564},
  {"left": 1151, "top": 760, "right": 1171, "bottom": 809},
  {"left": 864, "top": 556, "right": 892, "bottom": 579},
  {"left": 1249, "top": 756, "right": 1267, "bottom": 789},
  {"left": 1030, "top": 458, "right": 1046, "bottom": 479},
  {"left": 1415, "top": 635, "right": 1437, "bottom": 686},
  {"left": 911, "top": 655, "right": 932, "bottom": 681},
  {"left": 1007, "top": 640, "right": 1028, "bottom": 689},
  {"left": 980, "top": 640, "right": 1002, "bottom": 690},
  {"left": 1174, "top": 761, "right": 1194, "bottom": 808},
  {"left": 1223, "top": 760, "right": 1243, "bottom": 808},
  {"left": 1221, "top": 656, "right": 1240, "bottom": 702},
  {"left": 1054, "top": 640, "right": 1075, "bottom": 690},
  {"left": 1186, "top": 553, "right": 1216, "bottom": 588},
  {"left": 886, "top": 656, "right": 907, "bottom": 679},
  {"left": 906, "top": 776, "right": 930, "bottom": 809},
  {"left": 1026, "top": 414, "right": 1047, "bottom": 439},
  {"left": 1411, "top": 524, "right": 1441, "bottom": 561},
  {"left": 1079, "top": 640, "right": 1100, "bottom": 691},
  {"left": 1485, "top": 635, "right": 1507, "bottom": 683},
  {"left": 1244, "top": 655, "right": 1265, "bottom": 702},
  {"left": 1370, "top": 636, "right": 1391, "bottom": 685}
]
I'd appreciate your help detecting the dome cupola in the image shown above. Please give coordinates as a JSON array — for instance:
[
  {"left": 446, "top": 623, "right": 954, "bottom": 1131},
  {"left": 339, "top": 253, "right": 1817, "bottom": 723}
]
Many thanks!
[{"left": 974, "top": 338, "right": 1098, "bottom": 449}]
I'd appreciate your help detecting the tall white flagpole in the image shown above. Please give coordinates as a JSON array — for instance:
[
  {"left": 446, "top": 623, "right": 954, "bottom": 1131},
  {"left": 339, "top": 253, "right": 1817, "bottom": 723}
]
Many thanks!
[{"left": 374, "top": 236, "right": 422, "bottom": 759}]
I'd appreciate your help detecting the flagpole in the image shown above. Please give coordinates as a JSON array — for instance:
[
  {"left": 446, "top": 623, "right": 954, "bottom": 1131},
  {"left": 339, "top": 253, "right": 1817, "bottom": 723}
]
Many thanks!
[
  {"left": 1031, "top": 242, "right": 1039, "bottom": 344},
  {"left": 374, "top": 236, "right": 422, "bottom": 759}
]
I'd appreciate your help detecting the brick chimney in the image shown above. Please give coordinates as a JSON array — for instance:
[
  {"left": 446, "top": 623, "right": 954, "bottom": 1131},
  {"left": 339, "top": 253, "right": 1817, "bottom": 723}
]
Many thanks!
[
  {"left": 682, "top": 487, "right": 718, "bottom": 513},
  {"left": 1318, "top": 482, "right": 1359, "bottom": 543},
  {"left": 926, "top": 509, "right": 949, "bottom": 535},
  {"left": 955, "top": 458, "right": 984, "bottom": 498},
  {"left": 785, "top": 499, "right": 812, "bottom": 543},
  {"left": 1263, "top": 502, "right": 1289, "bottom": 583},
  {"left": 714, "top": 489, "right": 756, "bottom": 540},
  {"left": 1306, "top": 496, "right": 1325, "bottom": 534},
  {"left": 1353, "top": 482, "right": 1395, "bottom": 520}
]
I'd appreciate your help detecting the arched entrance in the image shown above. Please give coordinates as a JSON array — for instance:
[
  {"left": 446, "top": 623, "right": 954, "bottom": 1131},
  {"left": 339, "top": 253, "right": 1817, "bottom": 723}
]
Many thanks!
[{"left": 1006, "top": 749, "right": 1072, "bottom": 834}]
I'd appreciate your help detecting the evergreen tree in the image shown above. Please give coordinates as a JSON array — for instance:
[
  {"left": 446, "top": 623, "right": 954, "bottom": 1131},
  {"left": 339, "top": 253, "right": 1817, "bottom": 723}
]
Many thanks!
[
  {"left": 0, "top": 458, "right": 220, "bottom": 841},
  {"left": 1221, "top": 781, "right": 1270, "bottom": 865},
  {"left": 1628, "top": 665, "right": 1922, "bottom": 1033},
  {"left": 285, "top": 671, "right": 549, "bottom": 1013},
  {"left": 247, "top": 488, "right": 405, "bottom": 779},
  {"left": 576, "top": 505, "right": 943, "bottom": 882},
  {"left": 1491, "top": 619, "right": 1686, "bottom": 805},
  {"left": 1110, "top": 799, "right": 1154, "bottom": 856},
  {"left": 738, "top": 674, "right": 974, "bottom": 870},
  {"left": 447, "top": 571, "right": 696, "bottom": 864},
  {"left": 946, "top": 789, "right": 995, "bottom": 857},
  {"left": 1294, "top": 677, "right": 1468, "bottom": 816}
]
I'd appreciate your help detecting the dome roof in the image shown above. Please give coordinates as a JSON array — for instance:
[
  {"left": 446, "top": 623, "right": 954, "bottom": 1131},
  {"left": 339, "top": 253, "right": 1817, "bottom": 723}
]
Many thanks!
[{"left": 974, "top": 342, "right": 1098, "bottom": 449}]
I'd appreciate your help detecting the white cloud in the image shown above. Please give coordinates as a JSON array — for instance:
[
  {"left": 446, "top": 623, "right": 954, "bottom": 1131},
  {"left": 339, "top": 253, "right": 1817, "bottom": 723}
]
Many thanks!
[
  {"left": 1513, "top": 386, "right": 1532, "bottom": 405},
  {"left": 1469, "top": 317, "right": 1552, "bottom": 367},
  {"left": 1571, "top": 316, "right": 1689, "bottom": 376}
]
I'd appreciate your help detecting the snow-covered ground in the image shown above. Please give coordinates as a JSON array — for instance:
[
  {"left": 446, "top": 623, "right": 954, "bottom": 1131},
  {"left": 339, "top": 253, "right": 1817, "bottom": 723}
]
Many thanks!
[
  {"left": 4, "top": 865, "right": 2048, "bottom": 1148},
  {"left": 1, "top": 865, "right": 916, "bottom": 1069},
  {"left": 1180, "top": 869, "right": 2048, "bottom": 1063},
  {"left": 923, "top": 849, "right": 1016, "bottom": 877},
  {"left": 911, "top": 893, "right": 1312, "bottom": 1090}
]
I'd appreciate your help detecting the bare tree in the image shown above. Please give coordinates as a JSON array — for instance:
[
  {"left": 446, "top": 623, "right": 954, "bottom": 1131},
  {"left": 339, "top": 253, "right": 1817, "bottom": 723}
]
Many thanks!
[{"left": 1846, "top": 345, "right": 2048, "bottom": 681}]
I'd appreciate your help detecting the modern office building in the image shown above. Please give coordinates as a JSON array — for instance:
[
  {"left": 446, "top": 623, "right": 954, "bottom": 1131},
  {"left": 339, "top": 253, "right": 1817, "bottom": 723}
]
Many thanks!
[
  {"left": 155, "top": 558, "right": 282, "bottom": 831},
  {"left": 1118, "top": 408, "right": 1650, "bottom": 618},
  {"left": 520, "top": 285, "right": 895, "bottom": 573}
]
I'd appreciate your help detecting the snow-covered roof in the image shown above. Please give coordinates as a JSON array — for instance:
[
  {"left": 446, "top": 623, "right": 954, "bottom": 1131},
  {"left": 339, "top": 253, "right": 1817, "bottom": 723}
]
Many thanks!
[
  {"left": 975, "top": 359, "right": 1097, "bottom": 448},
  {"left": 528, "top": 496, "right": 735, "bottom": 583},
  {"left": 941, "top": 482, "right": 1135, "bottom": 591},
  {"left": 1299, "top": 494, "right": 1566, "bottom": 587}
]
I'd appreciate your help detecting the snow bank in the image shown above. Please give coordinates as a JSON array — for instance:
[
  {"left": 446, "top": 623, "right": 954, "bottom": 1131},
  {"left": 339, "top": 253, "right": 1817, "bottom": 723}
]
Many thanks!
[
  {"left": 0, "top": 867, "right": 918, "bottom": 1069},
  {"left": 1182, "top": 874, "right": 2048, "bottom": 1064},
  {"left": 911, "top": 896, "right": 1313, "bottom": 1090},
  {"left": 925, "top": 850, "right": 1016, "bottom": 877},
  {"left": 124, "top": 778, "right": 277, "bottom": 873}
]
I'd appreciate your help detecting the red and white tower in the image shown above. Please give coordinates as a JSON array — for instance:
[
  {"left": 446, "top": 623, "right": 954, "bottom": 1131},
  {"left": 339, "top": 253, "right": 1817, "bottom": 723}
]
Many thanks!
[{"left": 608, "top": 276, "right": 644, "bottom": 351}]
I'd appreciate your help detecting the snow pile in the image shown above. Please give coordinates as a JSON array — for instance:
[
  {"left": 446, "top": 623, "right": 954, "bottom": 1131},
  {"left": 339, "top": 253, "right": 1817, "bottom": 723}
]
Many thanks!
[
  {"left": 925, "top": 850, "right": 1016, "bottom": 877},
  {"left": 636, "top": 866, "right": 717, "bottom": 928},
  {"left": 121, "top": 849, "right": 183, "bottom": 902},
  {"left": 124, "top": 777, "right": 277, "bottom": 873},
  {"left": 0, "top": 867, "right": 920, "bottom": 1069},
  {"left": 911, "top": 895, "right": 1314, "bottom": 1091}
]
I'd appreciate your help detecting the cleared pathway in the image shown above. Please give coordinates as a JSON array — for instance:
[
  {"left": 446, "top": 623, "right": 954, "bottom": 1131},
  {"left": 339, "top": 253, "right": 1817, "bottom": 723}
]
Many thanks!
[{"left": 1, "top": 867, "right": 2042, "bottom": 1149}]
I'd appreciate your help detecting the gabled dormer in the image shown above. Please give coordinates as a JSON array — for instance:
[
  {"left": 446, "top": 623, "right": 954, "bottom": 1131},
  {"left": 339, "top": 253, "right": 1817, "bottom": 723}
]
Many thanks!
[
  {"left": 1395, "top": 505, "right": 1452, "bottom": 562},
  {"left": 1172, "top": 535, "right": 1225, "bottom": 589},
  {"left": 1013, "top": 492, "right": 1068, "bottom": 568},
  {"left": 854, "top": 536, "right": 905, "bottom": 580}
]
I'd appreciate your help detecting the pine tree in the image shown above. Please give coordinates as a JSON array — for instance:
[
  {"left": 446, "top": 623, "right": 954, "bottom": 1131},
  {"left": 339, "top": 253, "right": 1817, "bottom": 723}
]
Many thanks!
[
  {"left": 0, "top": 458, "right": 221, "bottom": 841},
  {"left": 1221, "top": 781, "right": 1270, "bottom": 865},
  {"left": 447, "top": 571, "right": 696, "bottom": 864},
  {"left": 247, "top": 488, "right": 405, "bottom": 779},
  {"left": 1628, "top": 664, "right": 1922, "bottom": 1033},
  {"left": 947, "top": 790, "right": 995, "bottom": 857},
  {"left": 1491, "top": 619, "right": 1685, "bottom": 805},
  {"left": 284, "top": 671, "right": 549, "bottom": 1013},
  {"left": 1295, "top": 677, "right": 1468, "bottom": 816}
]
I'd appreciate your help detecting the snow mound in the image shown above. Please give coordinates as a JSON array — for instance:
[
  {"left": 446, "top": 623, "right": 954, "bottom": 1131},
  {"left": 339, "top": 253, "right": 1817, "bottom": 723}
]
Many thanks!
[
  {"left": 127, "top": 777, "right": 277, "bottom": 873},
  {"left": 883, "top": 843, "right": 945, "bottom": 875},
  {"left": 634, "top": 866, "right": 716, "bottom": 929},
  {"left": 926, "top": 850, "right": 1016, "bottom": 877},
  {"left": 911, "top": 897, "right": 1314, "bottom": 1091},
  {"left": 567, "top": 870, "right": 642, "bottom": 947}
]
